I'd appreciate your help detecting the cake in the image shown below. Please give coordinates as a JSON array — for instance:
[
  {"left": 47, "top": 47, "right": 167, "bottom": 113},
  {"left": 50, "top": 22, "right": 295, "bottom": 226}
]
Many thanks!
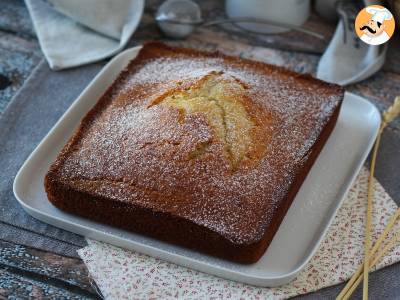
[{"left": 45, "top": 42, "right": 344, "bottom": 263}]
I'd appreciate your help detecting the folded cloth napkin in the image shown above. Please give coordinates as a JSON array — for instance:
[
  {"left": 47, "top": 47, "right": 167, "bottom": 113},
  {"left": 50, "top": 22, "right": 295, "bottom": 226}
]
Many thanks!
[
  {"left": 317, "top": 1, "right": 388, "bottom": 85},
  {"left": 78, "top": 167, "right": 400, "bottom": 299},
  {"left": 25, "top": 0, "right": 144, "bottom": 70}
]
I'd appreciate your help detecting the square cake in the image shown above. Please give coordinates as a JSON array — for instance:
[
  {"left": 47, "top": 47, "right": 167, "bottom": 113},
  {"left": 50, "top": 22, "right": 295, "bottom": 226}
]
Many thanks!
[{"left": 45, "top": 42, "right": 344, "bottom": 263}]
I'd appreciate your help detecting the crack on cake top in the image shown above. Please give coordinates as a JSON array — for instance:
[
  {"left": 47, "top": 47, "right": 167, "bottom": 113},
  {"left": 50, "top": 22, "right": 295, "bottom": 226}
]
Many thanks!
[{"left": 149, "top": 71, "right": 258, "bottom": 169}]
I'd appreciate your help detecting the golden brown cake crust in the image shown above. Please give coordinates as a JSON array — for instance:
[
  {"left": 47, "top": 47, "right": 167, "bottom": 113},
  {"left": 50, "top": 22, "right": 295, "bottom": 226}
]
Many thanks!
[{"left": 45, "top": 42, "right": 343, "bottom": 263}]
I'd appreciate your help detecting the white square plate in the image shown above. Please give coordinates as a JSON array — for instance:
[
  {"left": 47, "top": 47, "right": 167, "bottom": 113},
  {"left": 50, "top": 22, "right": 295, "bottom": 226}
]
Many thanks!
[{"left": 14, "top": 46, "right": 381, "bottom": 287}]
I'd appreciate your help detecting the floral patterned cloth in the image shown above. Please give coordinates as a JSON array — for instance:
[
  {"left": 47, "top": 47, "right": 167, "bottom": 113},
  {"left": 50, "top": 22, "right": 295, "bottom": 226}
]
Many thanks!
[{"left": 78, "top": 167, "right": 400, "bottom": 299}]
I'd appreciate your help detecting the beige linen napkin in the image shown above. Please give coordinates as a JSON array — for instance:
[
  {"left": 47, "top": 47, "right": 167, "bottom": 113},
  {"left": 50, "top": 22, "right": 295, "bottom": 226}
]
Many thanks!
[
  {"left": 25, "top": 0, "right": 144, "bottom": 70},
  {"left": 78, "top": 167, "right": 400, "bottom": 299}
]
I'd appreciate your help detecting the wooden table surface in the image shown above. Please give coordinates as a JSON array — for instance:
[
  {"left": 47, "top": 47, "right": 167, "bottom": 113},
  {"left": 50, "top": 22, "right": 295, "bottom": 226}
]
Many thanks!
[{"left": 0, "top": 0, "right": 399, "bottom": 299}]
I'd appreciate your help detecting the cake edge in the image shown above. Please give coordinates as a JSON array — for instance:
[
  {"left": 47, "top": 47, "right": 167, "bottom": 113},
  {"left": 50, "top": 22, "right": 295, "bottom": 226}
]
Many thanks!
[
  {"left": 45, "top": 99, "right": 342, "bottom": 264},
  {"left": 44, "top": 42, "right": 344, "bottom": 264}
]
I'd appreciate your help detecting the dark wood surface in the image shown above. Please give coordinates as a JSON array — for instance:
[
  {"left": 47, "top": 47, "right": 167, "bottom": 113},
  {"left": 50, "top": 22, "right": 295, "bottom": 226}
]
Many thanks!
[
  {"left": 0, "top": 0, "right": 399, "bottom": 298},
  {"left": 0, "top": 241, "right": 99, "bottom": 299}
]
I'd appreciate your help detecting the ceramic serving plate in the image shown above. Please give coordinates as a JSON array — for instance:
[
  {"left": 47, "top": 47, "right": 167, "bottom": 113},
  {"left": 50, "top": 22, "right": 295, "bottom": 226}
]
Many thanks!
[{"left": 14, "top": 46, "right": 381, "bottom": 287}]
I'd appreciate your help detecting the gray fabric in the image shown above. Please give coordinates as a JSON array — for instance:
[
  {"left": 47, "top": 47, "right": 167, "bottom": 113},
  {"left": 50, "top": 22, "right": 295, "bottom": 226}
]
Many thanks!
[
  {"left": 0, "top": 59, "right": 103, "bottom": 255},
  {"left": 0, "top": 221, "right": 80, "bottom": 258}
]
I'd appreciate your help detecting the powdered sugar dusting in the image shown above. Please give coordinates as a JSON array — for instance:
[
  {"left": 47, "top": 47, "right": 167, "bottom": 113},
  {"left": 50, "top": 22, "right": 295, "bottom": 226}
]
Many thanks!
[{"left": 54, "top": 44, "right": 343, "bottom": 245}]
